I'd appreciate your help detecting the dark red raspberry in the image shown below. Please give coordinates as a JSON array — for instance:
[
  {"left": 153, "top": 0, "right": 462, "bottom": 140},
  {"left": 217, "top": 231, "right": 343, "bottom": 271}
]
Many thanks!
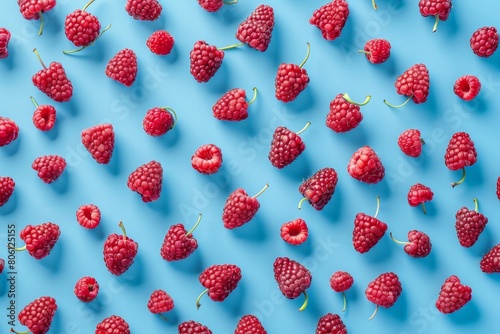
[
  {"left": 143, "top": 107, "right": 177, "bottom": 136},
  {"left": 190, "top": 40, "right": 225, "bottom": 83},
  {"left": 390, "top": 230, "right": 432, "bottom": 258},
  {"left": 32, "top": 49, "right": 73, "bottom": 103},
  {"left": 103, "top": 221, "right": 138, "bottom": 276},
  {"left": 347, "top": 146, "right": 385, "bottom": 184},
  {"left": 470, "top": 26, "right": 499, "bottom": 58},
  {"left": 407, "top": 183, "right": 434, "bottom": 214},
  {"left": 0, "top": 176, "right": 15, "bottom": 207},
  {"left": 280, "top": 218, "right": 309, "bottom": 245},
  {"left": 160, "top": 214, "right": 202, "bottom": 261},
  {"left": 435, "top": 275, "right": 471, "bottom": 314},
  {"left": 360, "top": 38, "right": 391, "bottom": 64},
  {"left": 455, "top": 198, "right": 488, "bottom": 248},
  {"left": 147, "top": 289, "right": 174, "bottom": 315},
  {"left": 74, "top": 276, "right": 99, "bottom": 302},
  {"left": 273, "top": 257, "right": 312, "bottom": 311},
  {"left": 298, "top": 167, "right": 338, "bottom": 210},
  {"left": 385, "top": 63, "right": 430, "bottom": 107},
  {"left": 269, "top": 122, "right": 310, "bottom": 169},
  {"left": 497, "top": 177, "right": 500, "bottom": 200},
  {"left": 196, "top": 264, "right": 242, "bottom": 308},
  {"left": 0, "top": 27, "right": 11, "bottom": 59},
  {"left": 398, "top": 129, "right": 424, "bottom": 157},
  {"left": 365, "top": 272, "right": 402, "bottom": 319},
  {"left": 18, "top": 222, "right": 61, "bottom": 259},
  {"left": 330, "top": 271, "right": 353, "bottom": 312},
  {"left": 127, "top": 160, "right": 163, "bottom": 202},
  {"left": 81, "top": 123, "right": 115, "bottom": 164},
  {"left": 418, "top": 0, "right": 452, "bottom": 32},
  {"left": 236, "top": 4, "right": 274, "bottom": 52},
  {"left": 0, "top": 116, "right": 19, "bottom": 147},
  {"left": 146, "top": 30, "right": 174, "bottom": 55},
  {"left": 95, "top": 315, "right": 130, "bottom": 334},
  {"left": 309, "top": 0, "right": 349, "bottom": 41},
  {"left": 105, "top": 48, "right": 137, "bottom": 87},
  {"left": 480, "top": 243, "right": 500, "bottom": 273},
  {"left": 191, "top": 144, "right": 223, "bottom": 174},
  {"left": 212, "top": 87, "right": 257, "bottom": 121},
  {"left": 125, "top": 0, "right": 162, "bottom": 20},
  {"left": 16, "top": 296, "right": 57, "bottom": 334},
  {"left": 235, "top": 315, "right": 267, "bottom": 334},
  {"left": 326, "top": 93, "right": 371, "bottom": 133},
  {"left": 31, "top": 155, "right": 67, "bottom": 184},
  {"left": 18, "top": 0, "right": 56, "bottom": 35},
  {"left": 353, "top": 196, "right": 387, "bottom": 253},
  {"left": 275, "top": 43, "right": 310, "bottom": 102},
  {"left": 178, "top": 320, "right": 212, "bottom": 334},
  {"left": 222, "top": 184, "right": 268, "bottom": 229},
  {"left": 76, "top": 204, "right": 101, "bottom": 229},
  {"left": 444, "top": 132, "right": 477, "bottom": 187},
  {"left": 454, "top": 75, "right": 481, "bottom": 101},
  {"left": 197, "top": 0, "right": 224, "bottom": 12},
  {"left": 315, "top": 313, "right": 347, "bottom": 334},
  {"left": 31, "top": 97, "right": 56, "bottom": 132},
  {"left": 0, "top": 258, "right": 4, "bottom": 273}
]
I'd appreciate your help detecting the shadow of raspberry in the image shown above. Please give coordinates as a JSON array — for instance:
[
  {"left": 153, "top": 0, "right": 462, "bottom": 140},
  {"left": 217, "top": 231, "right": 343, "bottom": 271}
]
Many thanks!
[
  {"left": 47, "top": 170, "right": 70, "bottom": 194},
  {"left": 37, "top": 236, "right": 64, "bottom": 272},
  {"left": 0, "top": 134, "right": 20, "bottom": 157},
  {"left": 447, "top": 297, "right": 480, "bottom": 325},
  {"left": 229, "top": 214, "right": 269, "bottom": 242},
  {"left": 103, "top": 137, "right": 122, "bottom": 176},
  {"left": 168, "top": 248, "right": 204, "bottom": 275},
  {"left": 150, "top": 307, "right": 179, "bottom": 326}
]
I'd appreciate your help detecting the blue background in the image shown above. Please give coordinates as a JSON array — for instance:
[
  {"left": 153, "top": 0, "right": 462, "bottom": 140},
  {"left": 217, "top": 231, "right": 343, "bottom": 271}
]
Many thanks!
[{"left": 1, "top": 0, "right": 500, "bottom": 333}]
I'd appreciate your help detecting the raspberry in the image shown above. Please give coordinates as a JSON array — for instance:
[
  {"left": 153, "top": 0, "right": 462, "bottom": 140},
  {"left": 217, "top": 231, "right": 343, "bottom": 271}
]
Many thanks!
[
  {"left": 353, "top": 196, "right": 387, "bottom": 253},
  {"left": 0, "top": 116, "right": 19, "bottom": 147},
  {"left": 178, "top": 320, "right": 212, "bottom": 334},
  {"left": 95, "top": 315, "right": 130, "bottom": 334},
  {"left": 269, "top": 122, "right": 310, "bottom": 169},
  {"left": 273, "top": 257, "right": 312, "bottom": 310},
  {"left": 407, "top": 183, "right": 434, "bottom": 214},
  {"left": 330, "top": 271, "right": 353, "bottom": 312},
  {"left": 81, "top": 123, "right": 114, "bottom": 164},
  {"left": 470, "top": 26, "right": 499, "bottom": 58},
  {"left": 222, "top": 184, "right": 268, "bottom": 229},
  {"left": 143, "top": 107, "right": 177, "bottom": 136},
  {"left": 418, "top": 0, "right": 452, "bottom": 32},
  {"left": 191, "top": 144, "right": 223, "bottom": 174},
  {"left": 455, "top": 198, "right": 488, "bottom": 248},
  {"left": 18, "top": 0, "right": 56, "bottom": 35},
  {"left": 315, "top": 313, "right": 347, "bottom": 334},
  {"left": 326, "top": 93, "right": 370, "bottom": 133},
  {"left": 32, "top": 49, "right": 73, "bottom": 103},
  {"left": 365, "top": 272, "right": 402, "bottom": 319},
  {"left": 103, "top": 222, "right": 138, "bottom": 276},
  {"left": 444, "top": 132, "right": 477, "bottom": 187},
  {"left": 385, "top": 63, "right": 430, "bottom": 107},
  {"left": 147, "top": 289, "right": 174, "bottom": 315},
  {"left": 359, "top": 38, "right": 391, "bottom": 64},
  {"left": 196, "top": 264, "right": 242, "bottom": 308},
  {"left": 0, "top": 176, "right": 15, "bottom": 207},
  {"left": 0, "top": 27, "right": 11, "bottom": 59},
  {"left": 74, "top": 276, "right": 99, "bottom": 302},
  {"left": 127, "top": 160, "right": 163, "bottom": 202},
  {"left": 189, "top": 40, "right": 225, "bottom": 83},
  {"left": 497, "top": 177, "right": 500, "bottom": 200},
  {"left": 398, "top": 129, "right": 424, "bottom": 157},
  {"left": 160, "top": 214, "right": 202, "bottom": 261},
  {"left": 31, "top": 155, "right": 67, "bottom": 183},
  {"left": 347, "top": 146, "right": 385, "bottom": 184},
  {"left": 298, "top": 167, "right": 338, "bottom": 210},
  {"left": 480, "top": 243, "right": 500, "bottom": 273},
  {"left": 15, "top": 296, "right": 57, "bottom": 334},
  {"left": 197, "top": 0, "right": 224, "bottom": 12},
  {"left": 125, "top": 0, "right": 162, "bottom": 20},
  {"left": 236, "top": 4, "right": 275, "bottom": 52},
  {"left": 212, "top": 87, "right": 257, "bottom": 121},
  {"left": 0, "top": 258, "right": 4, "bottom": 273},
  {"left": 146, "top": 30, "right": 174, "bottom": 55},
  {"left": 435, "top": 275, "right": 472, "bottom": 314},
  {"left": 309, "top": 0, "right": 349, "bottom": 41},
  {"left": 76, "top": 204, "right": 101, "bottom": 229},
  {"left": 18, "top": 222, "right": 61, "bottom": 259},
  {"left": 275, "top": 43, "right": 310, "bottom": 102},
  {"left": 454, "top": 75, "right": 481, "bottom": 101},
  {"left": 105, "top": 48, "right": 137, "bottom": 87},
  {"left": 390, "top": 230, "right": 432, "bottom": 257},
  {"left": 31, "top": 97, "right": 56, "bottom": 132},
  {"left": 235, "top": 314, "right": 267, "bottom": 334},
  {"left": 280, "top": 218, "right": 309, "bottom": 245}
]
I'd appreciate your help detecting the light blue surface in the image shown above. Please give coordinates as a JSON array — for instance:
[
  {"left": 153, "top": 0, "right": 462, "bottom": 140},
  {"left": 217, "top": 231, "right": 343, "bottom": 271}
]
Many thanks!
[{"left": 1, "top": 0, "right": 500, "bottom": 333}]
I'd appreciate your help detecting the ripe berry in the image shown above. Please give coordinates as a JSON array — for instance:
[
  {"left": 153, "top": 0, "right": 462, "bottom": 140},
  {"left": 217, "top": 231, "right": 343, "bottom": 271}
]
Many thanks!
[
  {"left": 269, "top": 122, "right": 310, "bottom": 169},
  {"left": 418, "top": 0, "right": 452, "bottom": 32},
  {"left": 160, "top": 214, "right": 202, "bottom": 261},
  {"left": 273, "top": 257, "right": 312, "bottom": 311},
  {"left": 17, "top": 222, "right": 61, "bottom": 259},
  {"left": 444, "top": 132, "right": 477, "bottom": 187},
  {"left": 0, "top": 27, "right": 11, "bottom": 59},
  {"left": 18, "top": 0, "right": 56, "bottom": 35},
  {"left": 365, "top": 272, "right": 402, "bottom": 320},
  {"left": 236, "top": 4, "right": 275, "bottom": 52},
  {"left": 0, "top": 116, "right": 19, "bottom": 147},
  {"left": 222, "top": 184, "right": 268, "bottom": 229},
  {"left": 127, "top": 160, "right": 163, "bottom": 202},
  {"left": 125, "top": 0, "right": 162, "bottom": 20},
  {"left": 275, "top": 43, "right": 310, "bottom": 102},
  {"left": 0, "top": 176, "right": 15, "bottom": 207},
  {"left": 212, "top": 87, "right": 257, "bottom": 121},
  {"left": 330, "top": 271, "right": 354, "bottom": 312},
  {"left": 143, "top": 107, "right": 177, "bottom": 136},
  {"left": 103, "top": 221, "right": 138, "bottom": 276},
  {"left": 31, "top": 155, "right": 67, "bottom": 183},
  {"left": 454, "top": 75, "right": 481, "bottom": 101},
  {"left": 359, "top": 38, "right": 391, "bottom": 64},
  {"left": 298, "top": 167, "right": 338, "bottom": 210},
  {"left": 178, "top": 320, "right": 212, "bottom": 334},
  {"left": 470, "top": 26, "right": 499, "bottom": 58},
  {"left": 347, "top": 146, "right": 385, "bottom": 184},
  {"left": 234, "top": 314, "right": 267, "bottom": 334},
  {"left": 326, "top": 93, "right": 370, "bottom": 133},
  {"left": 390, "top": 230, "right": 432, "bottom": 257},
  {"left": 191, "top": 144, "right": 223, "bottom": 174},
  {"left": 280, "top": 218, "right": 309, "bottom": 245},
  {"left": 497, "top": 177, "right": 500, "bottom": 200},
  {"left": 353, "top": 196, "right": 387, "bottom": 254},
  {"left": 196, "top": 264, "right": 242, "bottom": 308},
  {"left": 146, "top": 30, "right": 174, "bottom": 55},
  {"left": 74, "top": 276, "right": 99, "bottom": 302},
  {"left": 31, "top": 97, "right": 56, "bottom": 131},
  {"left": 398, "top": 129, "right": 424, "bottom": 157},
  {"left": 407, "top": 183, "right": 434, "bottom": 214},
  {"left": 32, "top": 49, "right": 73, "bottom": 103},
  {"left": 384, "top": 63, "right": 430, "bottom": 108},
  {"left": 455, "top": 198, "right": 488, "bottom": 248},
  {"left": 76, "top": 204, "right": 101, "bottom": 229},
  {"left": 435, "top": 275, "right": 471, "bottom": 314},
  {"left": 81, "top": 123, "right": 115, "bottom": 164},
  {"left": 189, "top": 40, "right": 239, "bottom": 83},
  {"left": 197, "top": 0, "right": 234, "bottom": 12},
  {"left": 480, "top": 243, "right": 500, "bottom": 273},
  {"left": 15, "top": 296, "right": 57, "bottom": 334},
  {"left": 95, "top": 315, "right": 130, "bottom": 334},
  {"left": 0, "top": 258, "right": 4, "bottom": 273},
  {"left": 105, "top": 48, "right": 137, "bottom": 87},
  {"left": 309, "top": 0, "right": 349, "bottom": 41},
  {"left": 315, "top": 313, "right": 348, "bottom": 334},
  {"left": 147, "top": 289, "right": 174, "bottom": 318}
]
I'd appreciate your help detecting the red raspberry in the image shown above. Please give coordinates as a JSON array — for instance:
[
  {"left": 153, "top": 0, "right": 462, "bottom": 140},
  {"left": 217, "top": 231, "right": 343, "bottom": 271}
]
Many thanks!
[
  {"left": 81, "top": 124, "right": 115, "bottom": 164},
  {"left": 222, "top": 184, "right": 268, "bottom": 229},
  {"left": 315, "top": 313, "right": 347, "bottom": 334},
  {"left": 330, "top": 271, "right": 353, "bottom": 312},
  {"left": 298, "top": 167, "right": 338, "bottom": 210},
  {"left": 143, "top": 107, "right": 176, "bottom": 136},
  {"left": 347, "top": 146, "right": 385, "bottom": 184},
  {"left": 19, "top": 222, "right": 61, "bottom": 259},
  {"left": 0, "top": 258, "right": 4, "bottom": 273},
  {"left": 497, "top": 177, "right": 500, "bottom": 200},
  {"left": 470, "top": 26, "right": 499, "bottom": 58},
  {"left": 365, "top": 272, "right": 402, "bottom": 319},
  {"left": 273, "top": 257, "right": 312, "bottom": 311},
  {"left": 435, "top": 275, "right": 471, "bottom": 314},
  {"left": 147, "top": 289, "right": 174, "bottom": 315},
  {"left": 103, "top": 221, "right": 138, "bottom": 276},
  {"left": 235, "top": 314, "right": 267, "bottom": 334},
  {"left": 64, "top": 0, "right": 104, "bottom": 51},
  {"left": 127, "top": 160, "right": 163, "bottom": 202},
  {"left": 95, "top": 315, "right": 130, "bottom": 334},
  {"left": 146, "top": 30, "right": 174, "bottom": 55},
  {"left": 31, "top": 97, "right": 56, "bottom": 132},
  {"left": 190, "top": 40, "right": 225, "bottom": 83},
  {"left": 74, "top": 276, "right": 99, "bottom": 302},
  {"left": 390, "top": 230, "right": 432, "bottom": 258},
  {"left": 360, "top": 38, "right": 391, "bottom": 64},
  {"left": 105, "top": 48, "right": 137, "bottom": 87},
  {"left": 236, "top": 4, "right": 275, "bottom": 52},
  {"left": 275, "top": 43, "right": 310, "bottom": 102},
  {"left": 160, "top": 214, "right": 202, "bottom": 261},
  {"left": 407, "top": 183, "right": 434, "bottom": 214},
  {"left": 480, "top": 243, "right": 500, "bottom": 273},
  {"left": 197, "top": 0, "right": 224, "bottom": 12},
  {"left": 15, "top": 296, "right": 57, "bottom": 334},
  {"left": 0, "top": 176, "right": 15, "bottom": 207},
  {"left": 18, "top": 0, "right": 56, "bottom": 35},
  {"left": 280, "top": 218, "right": 308, "bottom": 245},
  {"left": 353, "top": 196, "right": 387, "bottom": 253},
  {"left": 31, "top": 155, "right": 67, "bottom": 184},
  {"left": 178, "top": 320, "right": 212, "bottom": 334},
  {"left": 0, "top": 27, "right": 11, "bottom": 59},
  {"left": 76, "top": 204, "right": 101, "bottom": 229},
  {"left": 32, "top": 49, "right": 73, "bottom": 103},
  {"left": 309, "top": 0, "right": 349, "bottom": 41},
  {"left": 398, "top": 129, "right": 423, "bottom": 157},
  {"left": 125, "top": 0, "right": 162, "bottom": 20},
  {"left": 212, "top": 87, "right": 257, "bottom": 121},
  {"left": 444, "top": 132, "right": 477, "bottom": 187},
  {"left": 0, "top": 116, "right": 19, "bottom": 147},
  {"left": 196, "top": 264, "right": 242, "bottom": 308},
  {"left": 269, "top": 122, "right": 310, "bottom": 169},
  {"left": 453, "top": 75, "right": 481, "bottom": 101},
  {"left": 385, "top": 63, "right": 430, "bottom": 107},
  {"left": 455, "top": 198, "right": 488, "bottom": 248},
  {"left": 418, "top": 0, "right": 452, "bottom": 32},
  {"left": 326, "top": 93, "right": 370, "bottom": 133},
  {"left": 191, "top": 144, "right": 223, "bottom": 174}
]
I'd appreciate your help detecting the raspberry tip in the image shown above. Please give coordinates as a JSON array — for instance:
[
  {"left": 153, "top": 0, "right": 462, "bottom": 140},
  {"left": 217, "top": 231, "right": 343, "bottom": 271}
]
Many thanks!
[
  {"left": 432, "top": 15, "right": 439, "bottom": 33},
  {"left": 368, "top": 304, "right": 379, "bottom": 320},
  {"left": 217, "top": 42, "right": 244, "bottom": 50},
  {"left": 82, "top": 0, "right": 96, "bottom": 11},
  {"left": 248, "top": 87, "right": 258, "bottom": 105},
  {"left": 451, "top": 168, "right": 466, "bottom": 188},
  {"left": 33, "top": 48, "right": 47, "bottom": 69},
  {"left": 343, "top": 93, "right": 371, "bottom": 106},
  {"left": 185, "top": 213, "right": 202, "bottom": 237},
  {"left": 372, "top": 0, "right": 378, "bottom": 10},
  {"left": 298, "top": 197, "right": 308, "bottom": 210},
  {"left": 389, "top": 232, "right": 409, "bottom": 246},
  {"left": 383, "top": 95, "right": 412, "bottom": 108},
  {"left": 299, "top": 42, "right": 311, "bottom": 68},
  {"left": 252, "top": 183, "right": 269, "bottom": 198},
  {"left": 63, "top": 23, "right": 112, "bottom": 55},
  {"left": 195, "top": 288, "right": 209, "bottom": 309},
  {"left": 374, "top": 195, "right": 381, "bottom": 218},
  {"left": 295, "top": 121, "right": 311, "bottom": 135},
  {"left": 298, "top": 291, "right": 309, "bottom": 311}
]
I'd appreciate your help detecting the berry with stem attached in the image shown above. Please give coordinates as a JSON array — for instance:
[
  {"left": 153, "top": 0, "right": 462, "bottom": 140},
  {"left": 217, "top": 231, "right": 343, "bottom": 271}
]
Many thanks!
[
  {"left": 330, "top": 271, "right": 354, "bottom": 312},
  {"left": 103, "top": 221, "right": 138, "bottom": 276},
  {"left": 269, "top": 122, "right": 310, "bottom": 168},
  {"left": 384, "top": 64, "right": 430, "bottom": 108},
  {"left": 407, "top": 183, "right": 434, "bottom": 214},
  {"left": 197, "top": 0, "right": 237, "bottom": 12},
  {"left": 143, "top": 107, "right": 177, "bottom": 136},
  {"left": 222, "top": 184, "right": 268, "bottom": 229},
  {"left": 275, "top": 42, "right": 310, "bottom": 102},
  {"left": 196, "top": 264, "right": 242, "bottom": 308},
  {"left": 11, "top": 296, "right": 57, "bottom": 334},
  {"left": 213, "top": 87, "right": 257, "bottom": 121},
  {"left": 455, "top": 198, "right": 488, "bottom": 248},
  {"left": 298, "top": 167, "right": 338, "bottom": 210},
  {"left": 359, "top": 39, "right": 391, "bottom": 64},
  {"left": 365, "top": 272, "right": 402, "bottom": 320},
  {"left": 32, "top": 49, "right": 73, "bottom": 103},
  {"left": 12, "top": 222, "right": 61, "bottom": 259},
  {"left": 390, "top": 230, "right": 432, "bottom": 257},
  {"left": 189, "top": 40, "right": 242, "bottom": 83},
  {"left": 418, "top": 0, "right": 452, "bottom": 32},
  {"left": 353, "top": 196, "right": 387, "bottom": 253},
  {"left": 326, "top": 93, "right": 370, "bottom": 133},
  {"left": 31, "top": 97, "right": 56, "bottom": 131},
  {"left": 444, "top": 132, "right": 477, "bottom": 187},
  {"left": 273, "top": 256, "right": 312, "bottom": 311},
  {"left": 18, "top": 0, "right": 56, "bottom": 36},
  {"left": 160, "top": 213, "right": 202, "bottom": 261}
]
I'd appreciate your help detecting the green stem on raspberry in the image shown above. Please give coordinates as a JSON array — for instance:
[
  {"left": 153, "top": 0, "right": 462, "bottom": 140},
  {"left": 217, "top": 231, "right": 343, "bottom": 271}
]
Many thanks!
[
  {"left": 218, "top": 42, "right": 244, "bottom": 51},
  {"left": 451, "top": 168, "right": 466, "bottom": 188},
  {"left": 358, "top": 50, "right": 370, "bottom": 55},
  {"left": 383, "top": 95, "right": 412, "bottom": 108},
  {"left": 368, "top": 305, "right": 379, "bottom": 320},
  {"left": 421, "top": 202, "right": 427, "bottom": 214},
  {"left": 298, "top": 197, "right": 308, "bottom": 210},
  {"left": 298, "top": 42, "right": 311, "bottom": 68},
  {"left": 158, "top": 313, "right": 168, "bottom": 322},
  {"left": 389, "top": 232, "right": 409, "bottom": 246},
  {"left": 372, "top": 0, "right": 378, "bottom": 10},
  {"left": 342, "top": 93, "right": 371, "bottom": 106},
  {"left": 432, "top": 15, "right": 439, "bottom": 33},
  {"left": 298, "top": 291, "right": 309, "bottom": 311},
  {"left": 186, "top": 213, "right": 202, "bottom": 237},
  {"left": 30, "top": 96, "right": 39, "bottom": 108},
  {"left": 82, "top": 0, "right": 96, "bottom": 11},
  {"left": 63, "top": 23, "right": 112, "bottom": 55},
  {"left": 296, "top": 122, "right": 311, "bottom": 135},
  {"left": 223, "top": 0, "right": 237, "bottom": 4},
  {"left": 10, "top": 329, "right": 30, "bottom": 334},
  {"left": 374, "top": 195, "right": 381, "bottom": 218},
  {"left": 33, "top": 48, "right": 47, "bottom": 69},
  {"left": 473, "top": 198, "right": 479, "bottom": 212},
  {"left": 252, "top": 183, "right": 269, "bottom": 198},
  {"left": 195, "top": 288, "right": 208, "bottom": 309},
  {"left": 160, "top": 107, "right": 178, "bottom": 130},
  {"left": 248, "top": 87, "right": 258, "bottom": 105},
  {"left": 118, "top": 221, "right": 127, "bottom": 237},
  {"left": 341, "top": 291, "right": 347, "bottom": 312},
  {"left": 38, "top": 11, "right": 44, "bottom": 36},
  {"left": 8, "top": 244, "right": 26, "bottom": 252}
]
